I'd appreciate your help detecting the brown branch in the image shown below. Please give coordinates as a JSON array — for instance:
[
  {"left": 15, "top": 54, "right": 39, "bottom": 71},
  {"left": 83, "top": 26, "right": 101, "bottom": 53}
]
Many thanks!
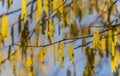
[
  {"left": 74, "top": 31, "right": 120, "bottom": 49},
  {"left": 14, "top": 22, "right": 120, "bottom": 48},
  {"left": 74, "top": 41, "right": 92, "bottom": 49},
  {"left": 15, "top": 35, "right": 93, "bottom": 47},
  {"left": 1, "top": 50, "right": 17, "bottom": 64},
  {"left": 89, "top": 25, "right": 104, "bottom": 27}
]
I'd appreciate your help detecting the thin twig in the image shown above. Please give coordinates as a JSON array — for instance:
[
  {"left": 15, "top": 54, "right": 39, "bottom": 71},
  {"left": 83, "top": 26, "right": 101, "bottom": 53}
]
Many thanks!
[
  {"left": 74, "top": 31, "right": 120, "bottom": 49},
  {"left": 14, "top": 22, "right": 120, "bottom": 47}
]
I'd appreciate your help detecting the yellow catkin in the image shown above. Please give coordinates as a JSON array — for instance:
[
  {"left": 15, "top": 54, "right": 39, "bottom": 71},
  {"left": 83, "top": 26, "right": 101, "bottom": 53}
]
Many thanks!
[
  {"left": 96, "top": 28, "right": 100, "bottom": 46},
  {"left": 0, "top": 51, "right": 2, "bottom": 69},
  {"left": 71, "top": 10, "right": 74, "bottom": 21},
  {"left": 48, "top": 19, "right": 54, "bottom": 37},
  {"left": 108, "top": 30, "right": 112, "bottom": 48},
  {"left": 93, "top": 27, "right": 99, "bottom": 49},
  {"left": 52, "top": 0, "right": 57, "bottom": 11},
  {"left": 35, "top": 0, "right": 42, "bottom": 23},
  {"left": 16, "top": 46, "right": 21, "bottom": 61},
  {"left": 35, "top": 23, "right": 40, "bottom": 36},
  {"left": 39, "top": 64, "right": 46, "bottom": 76},
  {"left": 29, "top": 47, "right": 33, "bottom": 56},
  {"left": 58, "top": 0, "right": 64, "bottom": 14},
  {"left": 13, "top": 53, "right": 17, "bottom": 76},
  {"left": 61, "top": 18, "right": 65, "bottom": 28},
  {"left": 38, "top": 48, "right": 46, "bottom": 63},
  {"left": 53, "top": 45, "right": 57, "bottom": 65},
  {"left": 60, "top": 43, "right": 64, "bottom": 68},
  {"left": 66, "top": 13, "right": 69, "bottom": 25},
  {"left": 48, "top": 20, "right": 54, "bottom": 43},
  {"left": 28, "top": 71, "right": 32, "bottom": 76},
  {"left": 68, "top": 43, "right": 72, "bottom": 60},
  {"left": 58, "top": 43, "right": 61, "bottom": 62},
  {"left": 21, "top": 0, "right": 27, "bottom": 23},
  {"left": 93, "top": 32, "right": 96, "bottom": 49},
  {"left": 26, "top": 57, "right": 32, "bottom": 67},
  {"left": 20, "top": 67, "right": 25, "bottom": 76},
  {"left": 44, "top": 0, "right": 49, "bottom": 14},
  {"left": 113, "top": 30, "right": 118, "bottom": 46},
  {"left": 1, "top": 15, "right": 8, "bottom": 41},
  {"left": 100, "top": 4, "right": 105, "bottom": 13},
  {"left": 101, "top": 38, "right": 106, "bottom": 50},
  {"left": 111, "top": 52, "right": 118, "bottom": 73},
  {"left": 100, "top": 2, "right": 106, "bottom": 20},
  {"left": 68, "top": 43, "right": 74, "bottom": 63},
  {"left": 114, "top": 52, "right": 119, "bottom": 68},
  {"left": 111, "top": 59, "right": 116, "bottom": 72},
  {"left": 111, "top": 41, "right": 115, "bottom": 57},
  {"left": 8, "top": 0, "right": 12, "bottom": 10},
  {"left": 42, "top": 49, "right": 46, "bottom": 63}
]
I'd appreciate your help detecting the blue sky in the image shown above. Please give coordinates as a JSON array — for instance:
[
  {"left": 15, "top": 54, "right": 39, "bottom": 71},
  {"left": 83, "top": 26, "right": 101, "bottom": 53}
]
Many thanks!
[{"left": 0, "top": 0, "right": 120, "bottom": 76}]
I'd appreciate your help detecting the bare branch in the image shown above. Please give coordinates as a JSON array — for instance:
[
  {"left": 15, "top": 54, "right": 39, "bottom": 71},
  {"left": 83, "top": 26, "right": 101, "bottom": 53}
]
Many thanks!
[
  {"left": 74, "top": 30, "right": 120, "bottom": 49},
  {"left": 14, "top": 23, "right": 120, "bottom": 48}
]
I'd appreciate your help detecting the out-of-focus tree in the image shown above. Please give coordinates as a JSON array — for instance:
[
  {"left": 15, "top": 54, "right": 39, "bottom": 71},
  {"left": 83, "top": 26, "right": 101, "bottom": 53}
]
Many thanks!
[{"left": 0, "top": 0, "right": 120, "bottom": 76}]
